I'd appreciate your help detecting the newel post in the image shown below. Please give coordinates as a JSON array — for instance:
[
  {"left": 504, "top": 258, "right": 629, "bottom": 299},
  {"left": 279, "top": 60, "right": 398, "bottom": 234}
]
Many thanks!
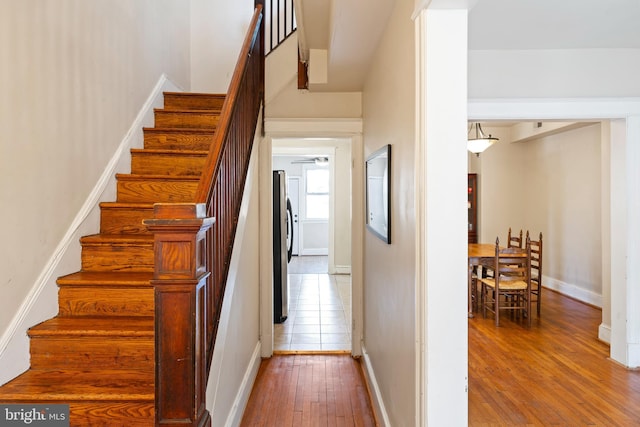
[{"left": 143, "top": 203, "right": 215, "bottom": 427}]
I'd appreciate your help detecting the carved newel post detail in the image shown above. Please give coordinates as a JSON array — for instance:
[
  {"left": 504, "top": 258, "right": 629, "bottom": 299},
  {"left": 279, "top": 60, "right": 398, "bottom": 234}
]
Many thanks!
[{"left": 144, "top": 203, "right": 215, "bottom": 427}]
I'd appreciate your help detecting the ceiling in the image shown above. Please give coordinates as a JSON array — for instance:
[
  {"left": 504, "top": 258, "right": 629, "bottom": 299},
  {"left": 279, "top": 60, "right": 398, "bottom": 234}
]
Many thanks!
[{"left": 295, "top": 0, "right": 640, "bottom": 92}]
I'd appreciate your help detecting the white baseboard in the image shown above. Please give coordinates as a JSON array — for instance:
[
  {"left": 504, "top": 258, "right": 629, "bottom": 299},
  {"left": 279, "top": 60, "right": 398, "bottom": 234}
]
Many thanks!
[
  {"left": 0, "top": 74, "right": 180, "bottom": 386},
  {"left": 225, "top": 342, "right": 262, "bottom": 427},
  {"left": 300, "top": 249, "right": 329, "bottom": 256},
  {"left": 543, "top": 274, "right": 603, "bottom": 308},
  {"left": 599, "top": 323, "right": 611, "bottom": 344},
  {"left": 334, "top": 265, "right": 352, "bottom": 274},
  {"left": 628, "top": 344, "right": 640, "bottom": 368},
  {"left": 361, "top": 345, "right": 391, "bottom": 427}
]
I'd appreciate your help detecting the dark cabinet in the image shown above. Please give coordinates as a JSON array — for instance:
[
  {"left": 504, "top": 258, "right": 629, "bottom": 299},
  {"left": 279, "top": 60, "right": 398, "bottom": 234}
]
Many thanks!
[{"left": 468, "top": 174, "right": 477, "bottom": 243}]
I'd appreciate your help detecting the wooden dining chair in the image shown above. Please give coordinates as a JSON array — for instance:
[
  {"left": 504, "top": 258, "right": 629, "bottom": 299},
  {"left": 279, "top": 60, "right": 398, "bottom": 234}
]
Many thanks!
[
  {"left": 528, "top": 231, "right": 543, "bottom": 316},
  {"left": 507, "top": 227, "right": 523, "bottom": 248},
  {"left": 479, "top": 236, "right": 532, "bottom": 327}
]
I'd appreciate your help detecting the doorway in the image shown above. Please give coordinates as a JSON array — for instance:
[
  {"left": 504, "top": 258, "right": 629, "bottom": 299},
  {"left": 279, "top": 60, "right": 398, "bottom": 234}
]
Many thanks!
[
  {"left": 468, "top": 99, "right": 640, "bottom": 366},
  {"left": 257, "top": 121, "right": 363, "bottom": 359},
  {"left": 271, "top": 141, "right": 352, "bottom": 352}
]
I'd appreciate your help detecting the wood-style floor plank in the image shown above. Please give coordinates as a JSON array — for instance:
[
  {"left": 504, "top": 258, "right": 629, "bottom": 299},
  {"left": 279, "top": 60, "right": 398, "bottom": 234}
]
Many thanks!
[
  {"left": 469, "top": 289, "right": 640, "bottom": 426},
  {"left": 240, "top": 354, "right": 376, "bottom": 427},
  {"left": 243, "top": 291, "right": 640, "bottom": 426}
]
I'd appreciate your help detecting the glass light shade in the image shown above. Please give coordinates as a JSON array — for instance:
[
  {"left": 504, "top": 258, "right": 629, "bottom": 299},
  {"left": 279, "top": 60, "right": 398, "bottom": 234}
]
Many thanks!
[
  {"left": 467, "top": 123, "right": 498, "bottom": 154},
  {"left": 467, "top": 138, "right": 496, "bottom": 154}
]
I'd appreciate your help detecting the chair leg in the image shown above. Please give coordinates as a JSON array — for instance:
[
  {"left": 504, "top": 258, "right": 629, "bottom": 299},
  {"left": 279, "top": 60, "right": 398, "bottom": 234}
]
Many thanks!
[
  {"left": 494, "top": 288, "right": 500, "bottom": 327},
  {"left": 527, "top": 291, "right": 532, "bottom": 328},
  {"left": 537, "top": 286, "right": 542, "bottom": 316},
  {"left": 482, "top": 284, "right": 488, "bottom": 319}
]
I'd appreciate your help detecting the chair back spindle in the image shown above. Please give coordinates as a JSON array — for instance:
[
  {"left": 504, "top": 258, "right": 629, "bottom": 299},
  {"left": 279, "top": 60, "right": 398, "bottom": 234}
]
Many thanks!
[
  {"left": 507, "top": 227, "right": 523, "bottom": 248},
  {"left": 479, "top": 236, "right": 532, "bottom": 327},
  {"left": 529, "top": 231, "right": 543, "bottom": 316}
]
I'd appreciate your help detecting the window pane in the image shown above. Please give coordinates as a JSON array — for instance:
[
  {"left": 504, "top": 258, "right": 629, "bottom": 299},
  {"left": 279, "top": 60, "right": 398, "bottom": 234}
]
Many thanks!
[
  {"left": 306, "top": 195, "right": 329, "bottom": 219},
  {"left": 306, "top": 169, "right": 329, "bottom": 193}
]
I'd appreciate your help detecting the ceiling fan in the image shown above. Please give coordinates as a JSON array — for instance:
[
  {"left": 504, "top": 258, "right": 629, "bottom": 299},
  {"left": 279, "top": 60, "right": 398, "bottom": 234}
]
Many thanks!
[{"left": 291, "top": 156, "right": 329, "bottom": 166}]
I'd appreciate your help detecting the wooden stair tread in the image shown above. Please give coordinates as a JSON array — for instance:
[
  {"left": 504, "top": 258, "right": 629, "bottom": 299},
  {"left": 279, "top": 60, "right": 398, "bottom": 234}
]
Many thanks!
[
  {"left": 80, "top": 234, "right": 154, "bottom": 244},
  {"left": 0, "top": 90, "right": 233, "bottom": 423},
  {"left": 0, "top": 369, "right": 154, "bottom": 401},
  {"left": 142, "top": 126, "right": 217, "bottom": 134},
  {"left": 155, "top": 108, "right": 222, "bottom": 114},
  {"left": 130, "top": 148, "right": 209, "bottom": 156},
  {"left": 57, "top": 271, "right": 153, "bottom": 286},
  {"left": 29, "top": 316, "right": 154, "bottom": 337},
  {"left": 164, "top": 91, "right": 225, "bottom": 98},
  {"left": 115, "top": 173, "right": 201, "bottom": 181},
  {"left": 99, "top": 202, "right": 154, "bottom": 209}
]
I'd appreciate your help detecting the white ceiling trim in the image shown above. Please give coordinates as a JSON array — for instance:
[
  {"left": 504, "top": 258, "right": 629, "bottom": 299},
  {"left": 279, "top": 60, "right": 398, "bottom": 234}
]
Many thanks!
[
  {"left": 265, "top": 118, "right": 363, "bottom": 135},
  {"left": 468, "top": 98, "right": 640, "bottom": 121}
]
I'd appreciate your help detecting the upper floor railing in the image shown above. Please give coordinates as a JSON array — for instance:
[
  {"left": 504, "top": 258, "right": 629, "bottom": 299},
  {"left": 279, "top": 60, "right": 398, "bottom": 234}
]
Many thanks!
[{"left": 266, "top": 0, "right": 297, "bottom": 54}]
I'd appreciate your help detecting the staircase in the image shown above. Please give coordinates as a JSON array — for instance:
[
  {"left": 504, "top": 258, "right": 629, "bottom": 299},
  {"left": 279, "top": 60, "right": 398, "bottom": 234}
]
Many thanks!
[{"left": 0, "top": 92, "right": 225, "bottom": 426}]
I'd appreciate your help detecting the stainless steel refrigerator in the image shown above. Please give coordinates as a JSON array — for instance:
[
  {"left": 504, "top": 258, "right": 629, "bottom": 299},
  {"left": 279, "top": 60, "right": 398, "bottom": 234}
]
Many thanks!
[{"left": 273, "top": 170, "right": 292, "bottom": 323}]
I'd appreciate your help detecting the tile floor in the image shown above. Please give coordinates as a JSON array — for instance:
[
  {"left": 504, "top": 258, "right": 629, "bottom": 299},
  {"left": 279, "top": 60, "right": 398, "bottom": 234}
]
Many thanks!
[{"left": 274, "top": 256, "right": 352, "bottom": 352}]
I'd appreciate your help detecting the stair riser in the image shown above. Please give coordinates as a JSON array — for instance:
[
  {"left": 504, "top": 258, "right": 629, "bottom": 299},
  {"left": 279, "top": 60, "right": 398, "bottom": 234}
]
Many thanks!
[
  {"left": 131, "top": 152, "right": 207, "bottom": 176},
  {"left": 154, "top": 110, "right": 220, "bottom": 129},
  {"left": 58, "top": 287, "right": 154, "bottom": 317},
  {"left": 116, "top": 180, "right": 198, "bottom": 203},
  {"left": 81, "top": 244, "right": 154, "bottom": 272},
  {"left": 70, "top": 402, "right": 155, "bottom": 427},
  {"left": 100, "top": 206, "right": 154, "bottom": 235},
  {"left": 0, "top": 400, "right": 154, "bottom": 426},
  {"left": 29, "top": 337, "right": 154, "bottom": 371},
  {"left": 143, "top": 129, "right": 215, "bottom": 151},
  {"left": 164, "top": 92, "right": 225, "bottom": 110}
]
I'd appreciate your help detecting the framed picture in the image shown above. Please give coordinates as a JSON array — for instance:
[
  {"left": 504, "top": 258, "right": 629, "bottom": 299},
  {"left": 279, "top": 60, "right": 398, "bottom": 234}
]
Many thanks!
[{"left": 365, "top": 144, "right": 391, "bottom": 244}]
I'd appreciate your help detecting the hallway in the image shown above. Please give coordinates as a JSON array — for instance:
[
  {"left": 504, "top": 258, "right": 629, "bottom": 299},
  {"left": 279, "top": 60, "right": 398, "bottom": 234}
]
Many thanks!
[
  {"left": 240, "top": 354, "right": 376, "bottom": 426},
  {"left": 274, "top": 256, "right": 352, "bottom": 352}
]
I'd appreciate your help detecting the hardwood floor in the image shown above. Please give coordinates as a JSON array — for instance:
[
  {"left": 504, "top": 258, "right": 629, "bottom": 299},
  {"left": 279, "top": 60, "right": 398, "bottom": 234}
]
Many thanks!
[
  {"left": 469, "top": 289, "right": 640, "bottom": 426},
  {"left": 241, "top": 290, "right": 640, "bottom": 426},
  {"left": 240, "top": 354, "right": 376, "bottom": 426}
]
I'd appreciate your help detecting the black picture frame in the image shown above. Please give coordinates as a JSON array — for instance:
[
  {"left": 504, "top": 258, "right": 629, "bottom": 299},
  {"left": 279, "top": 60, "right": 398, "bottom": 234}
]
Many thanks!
[{"left": 365, "top": 144, "right": 391, "bottom": 244}]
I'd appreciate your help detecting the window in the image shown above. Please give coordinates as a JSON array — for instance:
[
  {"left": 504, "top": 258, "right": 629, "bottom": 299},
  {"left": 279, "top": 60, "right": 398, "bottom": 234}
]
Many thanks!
[{"left": 305, "top": 168, "right": 329, "bottom": 219}]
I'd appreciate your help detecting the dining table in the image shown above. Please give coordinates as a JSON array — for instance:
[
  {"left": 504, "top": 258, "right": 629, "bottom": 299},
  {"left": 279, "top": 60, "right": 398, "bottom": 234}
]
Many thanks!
[{"left": 468, "top": 242, "right": 529, "bottom": 318}]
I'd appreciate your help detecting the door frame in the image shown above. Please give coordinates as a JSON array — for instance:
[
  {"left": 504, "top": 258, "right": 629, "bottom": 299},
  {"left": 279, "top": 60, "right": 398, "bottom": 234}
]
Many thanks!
[
  {"left": 469, "top": 97, "right": 640, "bottom": 367},
  {"left": 259, "top": 118, "right": 363, "bottom": 358}
]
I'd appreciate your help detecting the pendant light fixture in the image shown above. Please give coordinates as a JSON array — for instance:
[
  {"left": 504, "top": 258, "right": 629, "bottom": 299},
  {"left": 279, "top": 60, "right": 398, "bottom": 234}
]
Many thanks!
[{"left": 467, "top": 122, "right": 498, "bottom": 155}]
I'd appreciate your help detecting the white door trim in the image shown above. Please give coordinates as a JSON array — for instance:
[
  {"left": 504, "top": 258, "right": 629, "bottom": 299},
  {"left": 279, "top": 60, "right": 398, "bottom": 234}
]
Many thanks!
[{"left": 262, "top": 118, "right": 364, "bottom": 358}]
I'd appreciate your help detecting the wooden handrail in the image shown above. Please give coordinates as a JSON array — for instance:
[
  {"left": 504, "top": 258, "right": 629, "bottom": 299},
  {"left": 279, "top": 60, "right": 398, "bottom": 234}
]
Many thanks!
[
  {"left": 195, "top": 3, "right": 264, "bottom": 375},
  {"left": 195, "top": 4, "right": 263, "bottom": 204},
  {"left": 146, "top": 4, "right": 264, "bottom": 426}
]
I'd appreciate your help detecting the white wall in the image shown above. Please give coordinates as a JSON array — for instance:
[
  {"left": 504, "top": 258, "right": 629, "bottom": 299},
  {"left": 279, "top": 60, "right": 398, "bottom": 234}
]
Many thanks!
[
  {"left": 262, "top": 25, "right": 361, "bottom": 118},
  {"left": 264, "top": 33, "right": 362, "bottom": 120},
  {"left": 469, "top": 49, "right": 640, "bottom": 99},
  {"left": 207, "top": 132, "right": 262, "bottom": 427},
  {"left": 266, "top": 82, "right": 362, "bottom": 118},
  {"left": 361, "top": 0, "right": 416, "bottom": 424},
  {"left": 265, "top": 32, "right": 299, "bottom": 104},
  {"left": 191, "top": 0, "right": 254, "bottom": 93},
  {"left": 478, "top": 123, "right": 603, "bottom": 305},
  {"left": 0, "top": 1, "right": 190, "bottom": 383}
]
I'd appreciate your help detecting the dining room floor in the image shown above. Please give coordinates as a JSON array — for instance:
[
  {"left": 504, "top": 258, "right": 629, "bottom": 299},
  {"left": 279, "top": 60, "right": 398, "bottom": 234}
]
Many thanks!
[{"left": 274, "top": 256, "right": 352, "bottom": 352}]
